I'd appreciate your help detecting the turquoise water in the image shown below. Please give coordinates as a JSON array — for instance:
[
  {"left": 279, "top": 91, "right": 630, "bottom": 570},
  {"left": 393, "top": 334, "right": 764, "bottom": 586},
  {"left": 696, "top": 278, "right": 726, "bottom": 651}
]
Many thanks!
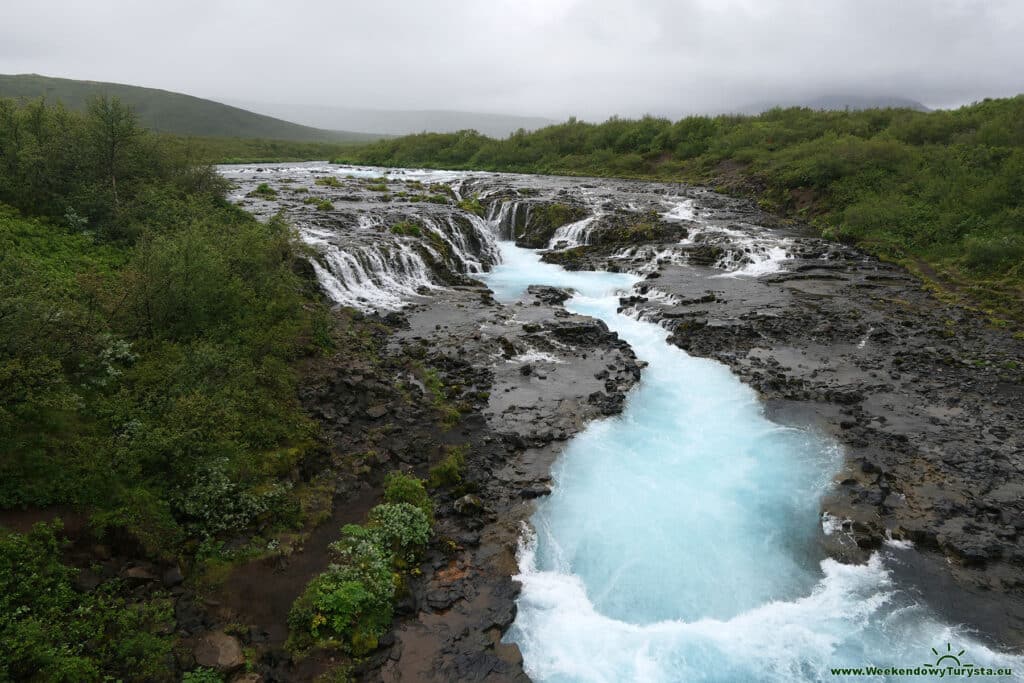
[{"left": 485, "top": 242, "right": 1022, "bottom": 682}]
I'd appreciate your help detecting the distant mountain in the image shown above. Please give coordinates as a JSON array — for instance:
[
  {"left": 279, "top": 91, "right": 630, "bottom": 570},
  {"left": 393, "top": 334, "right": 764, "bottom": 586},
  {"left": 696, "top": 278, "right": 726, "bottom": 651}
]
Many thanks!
[
  {"left": 227, "top": 100, "right": 558, "bottom": 138},
  {"left": 738, "top": 94, "right": 930, "bottom": 115},
  {"left": 0, "top": 74, "right": 385, "bottom": 142}
]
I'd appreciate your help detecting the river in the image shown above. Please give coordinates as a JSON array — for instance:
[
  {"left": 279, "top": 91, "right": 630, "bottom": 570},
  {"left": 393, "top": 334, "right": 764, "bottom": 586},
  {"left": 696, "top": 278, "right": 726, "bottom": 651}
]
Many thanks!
[{"left": 484, "top": 241, "right": 1020, "bottom": 682}]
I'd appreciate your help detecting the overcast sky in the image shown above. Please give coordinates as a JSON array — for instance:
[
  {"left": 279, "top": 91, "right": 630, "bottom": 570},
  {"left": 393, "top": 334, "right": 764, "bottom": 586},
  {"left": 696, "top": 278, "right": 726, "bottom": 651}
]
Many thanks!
[{"left": 2, "top": 0, "right": 1022, "bottom": 119}]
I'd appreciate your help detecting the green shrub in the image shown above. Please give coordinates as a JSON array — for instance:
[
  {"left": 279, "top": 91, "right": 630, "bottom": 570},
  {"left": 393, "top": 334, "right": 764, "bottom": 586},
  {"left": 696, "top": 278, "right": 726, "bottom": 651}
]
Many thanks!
[
  {"left": 182, "top": 668, "right": 224, "bottom": 682},
  {"left": 963, "top": 233, "right": 1024, "bottom": 273},
  {"left": 366, "top": 503, "right": 431, "bottom": 564},
  {"left": 427, "top": 446, "right": 466, "bottom": 489},
  {"left": 289, "top": 525, "right": 396, "bottom": 655},
  {"left": 314, "top": 176, "right": 343, "bottom": 187},
  {"left": 383, "top": 472, "right": 434, "bottom": 520},
  {"left": 0, "top": 523, "right": 173, "bottom": 682},
  {"left": 316, "top": 200, "right": 334, "bottom": 211},
  {"left": 247, "top": 182, "right": 277, "bottom": 198},
  {"left": 366, "top": 183, "right": 388, "bottom": 192}
]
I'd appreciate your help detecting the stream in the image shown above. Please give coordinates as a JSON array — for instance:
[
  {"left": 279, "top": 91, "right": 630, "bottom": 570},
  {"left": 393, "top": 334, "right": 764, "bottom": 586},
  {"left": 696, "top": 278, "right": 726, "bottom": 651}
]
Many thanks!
[{"left": 484, "top": 242, "right": 1020, "bottom": 682}]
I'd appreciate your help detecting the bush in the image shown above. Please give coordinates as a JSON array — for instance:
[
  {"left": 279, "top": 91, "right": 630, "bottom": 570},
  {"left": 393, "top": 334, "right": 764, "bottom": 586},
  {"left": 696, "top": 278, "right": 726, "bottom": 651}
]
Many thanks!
[
  {"left": 247, "top": 182, "right": 277, "bottom": 198},
  {"left": 290, "top": 524, "right": 396, "bottom": 655},
  {"left": 289, "top": 498, "right": 434, "bottom": 655},
  {"left": 963, "top": 233, "right": 1024, "bottom": 273},
  {"left": 366, "top": 503, "right": 431, "bottom": 564},
  {"left": 0, "top": 523, "right": 174, "bottom": 682},
  {"left": 427, "top": 446, "right": 466, "bottom": 489},
  {"left": 383, "top": 472, "right": 434, "bottom": 520}
]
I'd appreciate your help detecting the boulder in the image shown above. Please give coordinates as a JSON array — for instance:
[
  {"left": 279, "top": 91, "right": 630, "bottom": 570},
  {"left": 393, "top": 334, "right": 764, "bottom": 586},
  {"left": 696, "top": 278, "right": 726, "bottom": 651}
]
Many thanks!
[
  {"left": 193, "top": 631, "right": 245, "bottom": 672},
  {"left": 453, "top": 494, "right": 484, "bottom": 516}
]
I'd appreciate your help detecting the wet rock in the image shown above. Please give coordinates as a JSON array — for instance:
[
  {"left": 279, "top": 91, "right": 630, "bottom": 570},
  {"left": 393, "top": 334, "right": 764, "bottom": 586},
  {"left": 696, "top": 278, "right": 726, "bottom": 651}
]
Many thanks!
[
  {"left": 521, "top": 485, "right": 552, "bottom": 499},
  {"left": 454, "top": 494, "right": 485, "bottom": 515},
  {"left": 162, "top": 566, "right": 185, "bottom": 587},
  {"left": 73, "top": 568, "right": 103, "bottom": 592},
  {"left": 123, "top": 565, "right": 158, "bottom": 583},
  {"left": 366, "top": 404, "right": 389, "bottom": 419},
  {"left": 193, "top": 631, "right": 245, "bottom": 672},
  {"left": 528, "top": 285, "right": 573, "bottom": 305}
]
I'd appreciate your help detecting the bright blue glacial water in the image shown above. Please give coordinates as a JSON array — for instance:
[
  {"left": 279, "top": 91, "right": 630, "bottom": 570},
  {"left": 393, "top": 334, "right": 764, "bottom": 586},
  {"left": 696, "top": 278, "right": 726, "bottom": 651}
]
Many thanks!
[{"left": 484, "top": 242, "right": 1023, "bottom": 683}]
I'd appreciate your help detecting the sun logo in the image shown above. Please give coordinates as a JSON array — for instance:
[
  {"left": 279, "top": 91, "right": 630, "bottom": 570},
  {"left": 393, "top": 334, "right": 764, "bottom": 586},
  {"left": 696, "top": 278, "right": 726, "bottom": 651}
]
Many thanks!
[{"left": 924, "top": 642, "right": 974, "bottom": 669}]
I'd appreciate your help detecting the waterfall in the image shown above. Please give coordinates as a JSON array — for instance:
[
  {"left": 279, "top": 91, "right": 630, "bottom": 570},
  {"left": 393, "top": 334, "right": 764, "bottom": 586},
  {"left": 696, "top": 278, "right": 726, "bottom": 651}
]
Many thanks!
[
  {"left": 299, "top": 208, "right": 502, "bottom": 311},
  {"left": 549, "top": 216, "right": 598, "bottom": 249}
]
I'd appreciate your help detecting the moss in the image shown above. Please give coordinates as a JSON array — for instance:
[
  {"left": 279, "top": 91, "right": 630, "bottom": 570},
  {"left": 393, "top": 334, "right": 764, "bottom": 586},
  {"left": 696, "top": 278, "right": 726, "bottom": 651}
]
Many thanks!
[
  {"left": 515, "top": 202, "right": 588, "bottom": 248},
  {"left": 427, "top": 446, "right": 466, "bottom": 489},
  {"left": 457, "top": 195, "right": 486, "bottom": 217},
  {"left": 390, "top": 221, "right": 422, "bottom": 237},
  {"left": 247, "top": 182, "right": 277, "bottom": 199}
]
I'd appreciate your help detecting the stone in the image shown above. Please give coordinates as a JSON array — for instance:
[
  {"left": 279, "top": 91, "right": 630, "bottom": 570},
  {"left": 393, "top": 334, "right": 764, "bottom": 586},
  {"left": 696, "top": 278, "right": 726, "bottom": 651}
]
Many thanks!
[
  {"left": 123, "top": 565, "right": 157, "bottom": 583},
  {"left": 453, "top": 494, "right": 484, "bottom": 515},
  {"left": 193, "top": 631, "right": 245, "bottom": 672},
  {"left": 521, "top": 485, "right": 552, "bottom": 499},
  {"left": 162, "top": 566, "right": 185, "bottom": 587},
  {"left": 366, "top": 404, "right": 389, "bottom": 419}
]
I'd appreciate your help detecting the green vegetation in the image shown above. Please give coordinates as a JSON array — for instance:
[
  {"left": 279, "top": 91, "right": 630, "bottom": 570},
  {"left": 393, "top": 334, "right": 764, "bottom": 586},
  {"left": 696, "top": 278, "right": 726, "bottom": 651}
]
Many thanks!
[
  {"left": 0, "top": 73, "right": 383, "bottom": 142},
  {"left": 383, "top": 472, "right": 434, "bottom": 521},
  {"left": 340, "top": 97, "right": 1024, "bottom": 323},
  {"left": 390, "top": 220, "right": 422, "bottom": 237},
  {"left": 1, "top": 523, "right": 173, "bottom": 681},
  {"left": 161, "top": 134, "right": 363, "bottom": 164},
  {"left": 248, "top": 182, "right": 278, "bottom": 198},
  {"left": 315, "top": 176, "right": 343, "bottom": 187},
  {"left": 287, "top": 494, "right": 431, "bottom": 655},
  {"left": 1, "top": 94, "right": 328, "bottom": 671},
  {"left": 457, "top": 195, "right": 486, "bottom": 217},
  {"left": 427, "top": 446, "right": 466, "bottom": 489},
  {"left": 316, "top": 200, "right": 335, "bottom": 211},
  {"left": 517, "top": 202, "right": 588, "bottom": 247}
]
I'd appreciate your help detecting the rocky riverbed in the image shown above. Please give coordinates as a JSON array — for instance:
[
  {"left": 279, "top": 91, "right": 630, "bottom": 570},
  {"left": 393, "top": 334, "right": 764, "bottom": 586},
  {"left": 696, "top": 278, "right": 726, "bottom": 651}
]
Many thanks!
[{"left": 217, "top": 163, "right": 1024, "bottom": 680}]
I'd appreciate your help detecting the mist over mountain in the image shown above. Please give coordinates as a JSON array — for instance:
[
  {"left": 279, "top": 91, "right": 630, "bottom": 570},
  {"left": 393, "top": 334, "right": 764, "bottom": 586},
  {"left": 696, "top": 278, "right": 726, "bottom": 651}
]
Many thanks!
[
  {"left": 226, "top": 101, "right": 558, "bottom": 138},
  {"left": 737, "top": 94, "right": 931, "bottom": 115}
]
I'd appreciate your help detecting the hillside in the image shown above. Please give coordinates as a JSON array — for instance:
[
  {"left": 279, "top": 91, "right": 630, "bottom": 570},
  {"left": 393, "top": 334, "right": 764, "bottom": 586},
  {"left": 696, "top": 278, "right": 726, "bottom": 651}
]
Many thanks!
[
  {"left": 0, "top": 73, "right": 383, "bottom": 142},
  {"left": 229, "top": 100, "right": 558, "bottom": 138}
]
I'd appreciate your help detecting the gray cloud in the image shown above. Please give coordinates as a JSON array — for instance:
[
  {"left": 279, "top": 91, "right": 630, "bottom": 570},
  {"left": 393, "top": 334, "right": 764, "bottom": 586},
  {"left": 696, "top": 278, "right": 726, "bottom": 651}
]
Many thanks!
[{"left": 1, "top": 0, "right": 1021, "bottom": 119}]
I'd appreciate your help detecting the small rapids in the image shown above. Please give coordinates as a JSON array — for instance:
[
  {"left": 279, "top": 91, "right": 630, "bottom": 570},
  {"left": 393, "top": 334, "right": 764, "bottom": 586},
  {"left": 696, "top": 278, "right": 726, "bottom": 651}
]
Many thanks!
[{"left": 484, "top": 242, "right": 1022, "bottom": 683}]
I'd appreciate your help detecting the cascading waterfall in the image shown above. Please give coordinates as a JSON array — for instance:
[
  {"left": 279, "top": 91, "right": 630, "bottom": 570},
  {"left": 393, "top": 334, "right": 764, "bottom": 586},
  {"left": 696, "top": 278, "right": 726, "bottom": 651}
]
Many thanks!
[
  {"left": 550, "top": 187, "right": 603, "bottom": 249},
  {"left": 300, "top": 211, "right": 500, "bottom": 310},
  {"left": 305, "top": 240, "right": 439, "bottom": 310},
  {"left": 549, "top": 215, "right": 598, "bottom": 248},
  {"left": 483, "top": 241, "right": 1022, "bottom": 683}
]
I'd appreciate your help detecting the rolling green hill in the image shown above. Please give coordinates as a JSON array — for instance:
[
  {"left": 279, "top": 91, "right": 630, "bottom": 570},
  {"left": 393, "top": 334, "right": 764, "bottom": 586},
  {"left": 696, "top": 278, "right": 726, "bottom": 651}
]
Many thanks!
[{"left": 0, "top": 73, "right": 383, "bottom": 143}]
